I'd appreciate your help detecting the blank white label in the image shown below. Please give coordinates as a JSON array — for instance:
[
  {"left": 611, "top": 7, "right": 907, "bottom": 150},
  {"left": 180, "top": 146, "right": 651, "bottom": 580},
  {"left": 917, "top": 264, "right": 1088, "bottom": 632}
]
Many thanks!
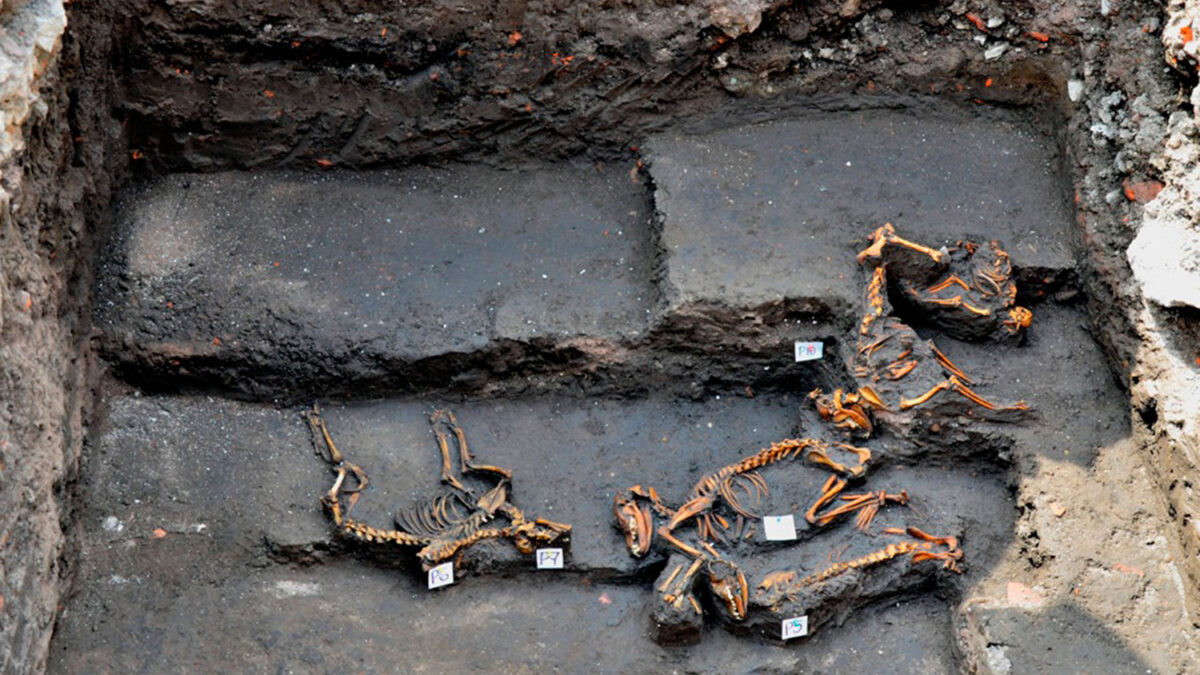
[
  {"left": 427, "top": 562, "right": 454, "bottom": 589},
  {"left": 794, "top": 341, "right": 824, "bottom": 362},
  {"left": 763, "top": 514, "right": 797, "bottom": 541},
  {"left": 536, "top": 548, "right": 564, "bottom": 569},
  {"left": 782, "top": 615, "right": 809, "bottom": 640}
]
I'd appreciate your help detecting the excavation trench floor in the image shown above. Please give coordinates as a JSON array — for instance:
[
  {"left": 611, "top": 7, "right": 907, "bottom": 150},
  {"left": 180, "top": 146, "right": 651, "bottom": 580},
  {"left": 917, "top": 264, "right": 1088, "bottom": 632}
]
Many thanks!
[
  {"left": 55, "top": 393, "right": 998, "bottom": 674},
  {"left": 52, "top": 302, "right": 1126, "bottom": 673},
  {"left": 56, "top": 104, "right": 1157, "bottom": 673},
  {"left": 51, "top": 559, "right": 960, "bottom": 675}
]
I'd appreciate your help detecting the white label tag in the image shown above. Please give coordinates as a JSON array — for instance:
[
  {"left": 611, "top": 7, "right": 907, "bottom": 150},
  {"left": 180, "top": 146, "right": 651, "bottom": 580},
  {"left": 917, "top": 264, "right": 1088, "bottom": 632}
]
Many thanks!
[
  {"left": 794, "top": 341, "right": 824, "bottom": 362},
  {"left": 763, "top": 514, "right": 798, "bottom": 541},
  {"left": 536, "top": 548, "right": 564, "bottom": 569},
  {"left": 782, "top": 615, "right": 809, "bottom": 640},
  {"left": 427, "top": 562, "right": 454, "bottom": 589}
]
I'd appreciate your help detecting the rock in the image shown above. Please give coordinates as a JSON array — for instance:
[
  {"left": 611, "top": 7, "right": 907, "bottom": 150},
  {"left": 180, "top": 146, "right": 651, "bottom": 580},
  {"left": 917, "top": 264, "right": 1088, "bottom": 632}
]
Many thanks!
[
  {"left": 1068, "top": 80, "right": 1085, "bottom": 102},
  {"left": 707, "top": 0, "right": 768, "bottom": 38},
  {"left": 1122, "top": 178, "right": 1164, "bottom": 203},
  {"left": 1005, "top": 581, "right": 1044, "bottom": 608},
  {"left": 0, "top": 0, "right": 66, "bottom": 159},
  {"left": 1128, "top": 213, "right": 1200, "bottom": 309}
]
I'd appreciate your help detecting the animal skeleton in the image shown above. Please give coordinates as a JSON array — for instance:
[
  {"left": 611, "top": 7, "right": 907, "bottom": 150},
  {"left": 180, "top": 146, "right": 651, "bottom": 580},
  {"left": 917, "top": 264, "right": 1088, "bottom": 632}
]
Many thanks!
[
  {"left": 306, "top": 405, "right": 570, "bottom": 571},
  {"left": 613, "top": 436, "right": 911, "bottom": 625},
  {"left": 811, "top": 224, "right": 1031, "bottom": 437}
]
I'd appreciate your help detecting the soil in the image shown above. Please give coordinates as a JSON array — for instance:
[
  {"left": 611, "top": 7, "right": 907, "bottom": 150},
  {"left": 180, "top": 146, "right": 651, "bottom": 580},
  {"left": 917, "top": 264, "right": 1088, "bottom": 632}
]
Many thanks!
[
  {"left": 0, "top": 0, "right": 1197, "bottom": 673},
  {"left": 53, "top": 101, "right": 1182, "bottom": 671}
]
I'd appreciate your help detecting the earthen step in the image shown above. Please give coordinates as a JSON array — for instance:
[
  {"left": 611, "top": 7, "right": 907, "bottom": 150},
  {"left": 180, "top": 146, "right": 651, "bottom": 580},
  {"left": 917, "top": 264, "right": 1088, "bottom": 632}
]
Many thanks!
[
  {"left": 50, "top": 556, "right": 963, "bottom": 673},
  {"left": 95, "top": 164, "right": 657, "bottom": 397},
  {"left": 96, "top": 108, "right": 1078, "bottom": 399},
  {"left": 63, "top": 390, "right": 1009, "bottom": 662},
  {"left": 648, "top": 107, "right": 1076, "bottom": 322}
]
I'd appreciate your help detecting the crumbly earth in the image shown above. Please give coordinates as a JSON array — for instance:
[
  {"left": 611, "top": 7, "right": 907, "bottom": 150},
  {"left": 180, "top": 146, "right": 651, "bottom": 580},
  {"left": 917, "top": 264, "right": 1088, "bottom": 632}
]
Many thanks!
[{"left": 0, "top": 0, "right": 1197, "bottom": 673}]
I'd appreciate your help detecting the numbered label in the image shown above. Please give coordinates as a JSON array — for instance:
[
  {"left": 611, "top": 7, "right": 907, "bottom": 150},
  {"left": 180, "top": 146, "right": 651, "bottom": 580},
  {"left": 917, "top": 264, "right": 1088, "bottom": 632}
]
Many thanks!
[
  {"left": 794, "top": 341, "right": 824, "bottom": 362},
  {"left": 536, "top": 548, "right": 564, "bottom": 570},
  {"left": 782, "top": 615, "right": 809, "bottom": 640},
  {"left": 427, "top": 562, "right": 454, "bottom": 590},
  {"left": 763, "top": 514, "right": 798, "bottom": 541}
]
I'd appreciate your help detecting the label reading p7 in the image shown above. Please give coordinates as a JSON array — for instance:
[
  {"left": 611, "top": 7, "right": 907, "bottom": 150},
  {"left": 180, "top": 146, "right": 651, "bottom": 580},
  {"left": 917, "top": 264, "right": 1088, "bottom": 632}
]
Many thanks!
[{"left": 536, "top": 548, "right": 564, "bottom": 569}]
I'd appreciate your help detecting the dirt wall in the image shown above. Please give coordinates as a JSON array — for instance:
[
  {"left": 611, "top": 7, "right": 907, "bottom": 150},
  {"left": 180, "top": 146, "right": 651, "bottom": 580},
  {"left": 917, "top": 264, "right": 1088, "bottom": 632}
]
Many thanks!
[{"left": 0, "top": 1, "right": 126, "bottom": 672}]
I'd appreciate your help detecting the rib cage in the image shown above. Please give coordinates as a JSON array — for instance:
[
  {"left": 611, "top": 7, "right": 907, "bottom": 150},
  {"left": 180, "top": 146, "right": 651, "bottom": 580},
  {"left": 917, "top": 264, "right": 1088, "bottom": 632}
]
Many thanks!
[
  {"left": 394, "top": 490, "right": 494, "bottom": 540},
  {"left": 686, "top": 438, "right": 864, "bottom": 518}
]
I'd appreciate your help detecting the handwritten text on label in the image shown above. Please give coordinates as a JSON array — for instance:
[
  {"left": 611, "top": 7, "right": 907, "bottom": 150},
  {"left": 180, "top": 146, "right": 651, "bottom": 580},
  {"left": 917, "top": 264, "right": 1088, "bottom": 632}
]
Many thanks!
[
  {"left": 427, "top": 562, "right": 454, "bottom": 590},
  {"left": 782, "top": 615, "right": 809, "bottom": 640},
  {"left": 794, "top": 341, "right": 824, "bottom": 362},
  {"left": 536, "top": 548, "right": 564, "bottom": 569}
]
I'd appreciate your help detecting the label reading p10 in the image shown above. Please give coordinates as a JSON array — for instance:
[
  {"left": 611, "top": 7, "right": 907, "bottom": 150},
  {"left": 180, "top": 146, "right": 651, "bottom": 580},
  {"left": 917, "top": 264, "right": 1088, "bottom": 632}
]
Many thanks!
[
  {"left": 782, "top": 615, "right": 809, "bottom": 640},
  {"left": 794, "top": 341, "right": 824, "bottom": 362},
  {"left": 427, "top": 562, "right": 454, "bottom": 590}
]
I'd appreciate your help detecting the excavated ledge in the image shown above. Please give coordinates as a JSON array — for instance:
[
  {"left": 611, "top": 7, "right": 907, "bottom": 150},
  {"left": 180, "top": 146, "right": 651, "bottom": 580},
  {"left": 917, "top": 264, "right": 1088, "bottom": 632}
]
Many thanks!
[
  {"left": 647, "top": 107, "right": 1077, "bottom": 315},
  {"left": 95, "top": 165, "right": 658, "bottom": 398},
  {"left": 96, "top": 105, "right": 1080, "bottom": 403}
]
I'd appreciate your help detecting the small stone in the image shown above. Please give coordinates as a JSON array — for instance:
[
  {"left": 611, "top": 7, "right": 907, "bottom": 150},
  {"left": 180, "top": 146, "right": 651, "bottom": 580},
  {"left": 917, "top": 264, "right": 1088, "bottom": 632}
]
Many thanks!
[
  {"left": 1067, "top": 80, "right": 1084, "bottom": 102},
  {"left": 1112, "top": 562, "right": 1145, "bottom": 578},
  {"left": 986, "top": 645, "right": 1013, "bottom": 674},
  {"left": 102, "top": 516, "right": 124, "bottom": 532},
  {"left": 1005, "top": 581, "right": 1044, "bottom": 607},
  {"left": 984, "top": 43, "right": 1007, "bottom": 59},
  {"left": 708, "top": 1, "right": 764, "bottom": 38},
  {"left": 1049, "top": 501, "right": 1066, "bottom": 517},
  {"left": 1122, "top": 178, "right": 1164, "bottom": 203},
  {"left": 986, "top": 16, "right": 1004, "bottom": 28}
]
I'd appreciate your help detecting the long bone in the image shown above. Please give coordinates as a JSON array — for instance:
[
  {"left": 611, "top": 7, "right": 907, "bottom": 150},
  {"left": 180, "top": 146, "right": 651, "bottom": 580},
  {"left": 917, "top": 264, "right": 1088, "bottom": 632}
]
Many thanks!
[{"left": 756, "top": 525, "right": 963, "bottom": 600}]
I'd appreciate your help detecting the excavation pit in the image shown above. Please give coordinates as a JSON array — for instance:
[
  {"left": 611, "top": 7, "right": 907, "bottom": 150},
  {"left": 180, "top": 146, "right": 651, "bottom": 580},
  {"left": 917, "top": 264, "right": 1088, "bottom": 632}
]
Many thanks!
[
  {"left": 1, "top": 2, "right": 1193, "bottom": 674},
  {"left": 58, "top": 105, "right": 1138, "bottom": 670}
]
